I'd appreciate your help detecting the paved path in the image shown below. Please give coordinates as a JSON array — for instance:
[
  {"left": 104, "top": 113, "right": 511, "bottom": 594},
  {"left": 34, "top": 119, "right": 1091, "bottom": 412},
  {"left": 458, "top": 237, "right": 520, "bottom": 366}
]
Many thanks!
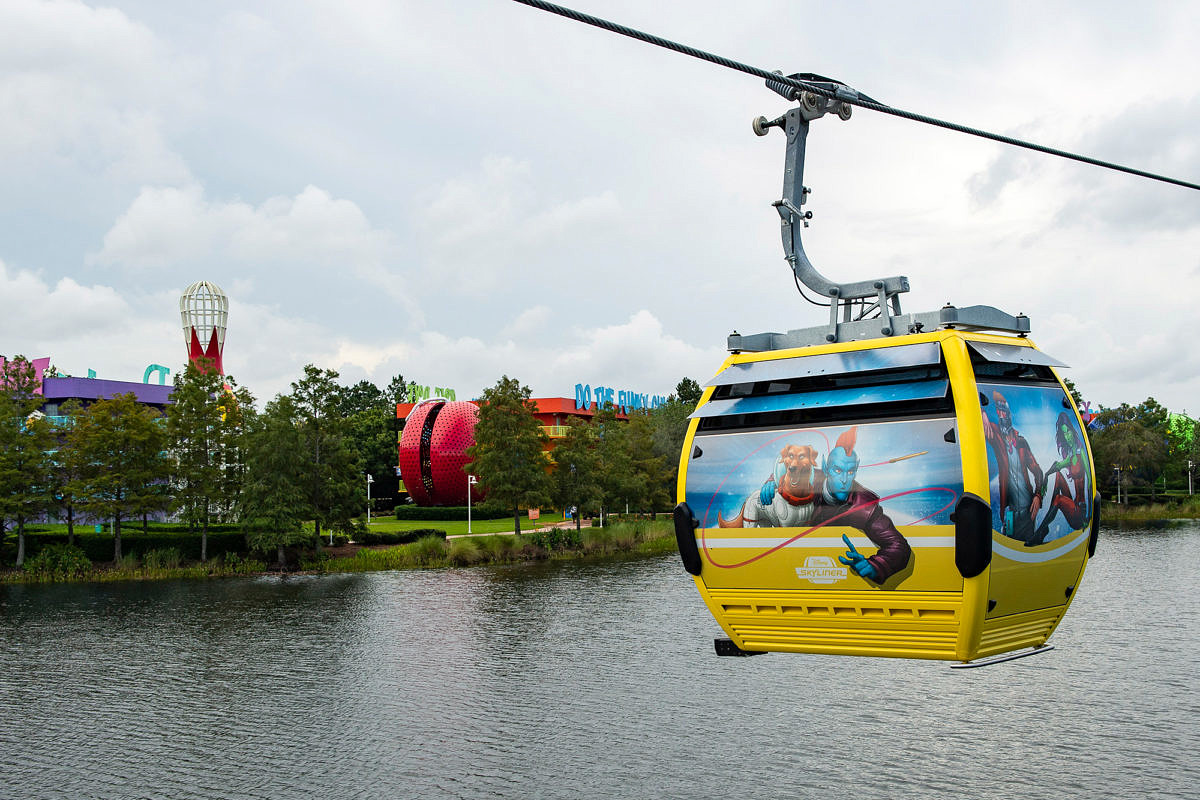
[{"left": 446, "top": 519, "right": 587, "bottom": 539}]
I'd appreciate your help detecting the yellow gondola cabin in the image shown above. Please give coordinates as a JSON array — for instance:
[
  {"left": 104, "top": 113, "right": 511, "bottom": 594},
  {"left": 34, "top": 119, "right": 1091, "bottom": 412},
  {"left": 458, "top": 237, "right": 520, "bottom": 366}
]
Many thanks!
[{"left": 673, "top": 329, "right": 1098, "bottom": 664}]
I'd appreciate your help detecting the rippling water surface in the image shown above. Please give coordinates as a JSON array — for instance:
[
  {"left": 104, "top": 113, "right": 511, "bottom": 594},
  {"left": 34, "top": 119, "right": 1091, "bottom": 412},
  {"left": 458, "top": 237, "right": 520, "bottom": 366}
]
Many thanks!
[{"left": 2, "top": 526, "right": 1197, "bottom": 799}]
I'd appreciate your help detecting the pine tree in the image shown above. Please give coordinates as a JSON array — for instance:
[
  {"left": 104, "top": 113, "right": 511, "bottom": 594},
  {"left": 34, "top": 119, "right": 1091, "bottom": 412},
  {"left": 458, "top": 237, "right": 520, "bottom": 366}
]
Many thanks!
[
  {"left": 650, "top": 396, "right": 693, "bottom": 505},
  {"left": 290, "top": 365, "right": 362, "bottom": 539},
  {"left": 166, "top": 361, "right": 225, "bottom": 562},
  {"left": 624, "top": 409, "right": 669, "bottom": 513},
  {"left": 0, "top": 356, "right": 54, "bottom": 567},
  {"left": 215, "top": 378, "right": 255, "bottom": 525},
  {"left": 592, "top": 405, "right": 636, "bottom": 519},
  {"left": 551, "top": 418, "right": 601, "bottom": 529},
  {"left": 385, "top": 374, "right": 409, "bottom": 404},
  {"left": 675, "top": 377, "right": 703, "bottom": 407},
  {"left": 466, "top": 376, "right": 550, "bottom": 534},
  {"left": 241, "top": 395, "right": 310, "bottom": 567},
  {"left": 335, "top": 379, "right": 385, "bottom": 416},
  {"left": 344, "top": 406, "right": 397, "bottom": 492}
]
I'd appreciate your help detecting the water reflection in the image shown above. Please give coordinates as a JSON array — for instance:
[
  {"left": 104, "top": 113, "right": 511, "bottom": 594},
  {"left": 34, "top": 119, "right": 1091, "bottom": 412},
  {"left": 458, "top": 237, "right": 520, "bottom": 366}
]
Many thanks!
[{"left": 1, "top": 527, "right": 1197, "bottom": 799}]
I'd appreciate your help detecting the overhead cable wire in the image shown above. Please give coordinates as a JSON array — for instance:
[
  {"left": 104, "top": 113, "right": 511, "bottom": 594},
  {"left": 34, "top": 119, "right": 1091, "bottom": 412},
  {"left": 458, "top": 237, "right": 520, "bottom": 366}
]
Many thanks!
[{"left": 512, "top": 0, "right": 1200, "bottom": 192}]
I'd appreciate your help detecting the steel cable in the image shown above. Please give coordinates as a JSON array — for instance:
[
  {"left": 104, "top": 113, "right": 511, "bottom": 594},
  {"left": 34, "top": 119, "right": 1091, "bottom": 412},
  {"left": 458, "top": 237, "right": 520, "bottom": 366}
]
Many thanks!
[{"left": 513, "top": 0, "right": 1200, "bottom": 192}]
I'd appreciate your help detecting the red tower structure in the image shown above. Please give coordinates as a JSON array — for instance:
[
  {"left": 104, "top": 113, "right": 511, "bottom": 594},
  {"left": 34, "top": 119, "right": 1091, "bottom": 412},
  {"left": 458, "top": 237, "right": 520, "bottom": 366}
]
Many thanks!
[{"left": 179, "top": 280, "right": 228, "bottom": 374}]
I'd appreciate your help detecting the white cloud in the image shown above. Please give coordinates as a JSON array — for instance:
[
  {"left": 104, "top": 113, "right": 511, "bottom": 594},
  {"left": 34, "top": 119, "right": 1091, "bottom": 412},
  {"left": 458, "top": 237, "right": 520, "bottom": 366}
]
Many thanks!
[
  {"left": 1, "top": 259, "right": 718, "bottom": 406},
  {"left": 0, "top": 258, "right": 174, "bottom": 376},
  {"left": 94, "top": 184, "right": 390, "bottom": 268},
  {"left": 246, "top": 308, "right": 722, "bottom": 404},
  {"left": 91, "top": 183, "right": 420, "bottom": 327},
  {"left": 353, "top": 309, "right": 723, "bottom": 402},
  {"left": 0, "top": 0, "right": 194, "bottom": 185},
  {"left": 419, "top": 155, "right": 622, "bottom": 289},
  {"left": 6, "top": 0, "right": 1200, "bottom": 417}
]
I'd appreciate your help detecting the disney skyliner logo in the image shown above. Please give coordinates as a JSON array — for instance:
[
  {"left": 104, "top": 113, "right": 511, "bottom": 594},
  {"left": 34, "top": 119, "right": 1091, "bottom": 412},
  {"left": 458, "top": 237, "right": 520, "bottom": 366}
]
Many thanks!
[{"left": 796, "top": 556, "right": 848, "bottom": 584}]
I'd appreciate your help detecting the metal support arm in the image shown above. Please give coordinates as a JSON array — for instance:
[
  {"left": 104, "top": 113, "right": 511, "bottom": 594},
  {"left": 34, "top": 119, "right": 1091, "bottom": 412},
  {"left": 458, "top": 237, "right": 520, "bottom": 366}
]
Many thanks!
[
  {"left": 760, "top": 75, "right": 910, "bottom": 341},
  {"left": 734, "top": 72, "right": 1033, "bottom": 352}
]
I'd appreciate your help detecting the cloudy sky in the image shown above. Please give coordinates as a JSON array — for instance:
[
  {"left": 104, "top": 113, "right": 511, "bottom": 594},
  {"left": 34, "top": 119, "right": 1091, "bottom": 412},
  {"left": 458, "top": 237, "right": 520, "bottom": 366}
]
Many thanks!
[{"left": 2, "top": 0, "right": 1198, "bottom": 411}]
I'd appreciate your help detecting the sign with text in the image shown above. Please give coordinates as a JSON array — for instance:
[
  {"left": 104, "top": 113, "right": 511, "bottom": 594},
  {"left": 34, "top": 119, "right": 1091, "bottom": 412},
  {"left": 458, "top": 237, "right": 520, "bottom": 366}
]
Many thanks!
[
  {"left": 574, "top": 383, "right": 668, "bottom": 414},
  {"left": 409, "top": 384, "right": 456, "bottom": 401}
]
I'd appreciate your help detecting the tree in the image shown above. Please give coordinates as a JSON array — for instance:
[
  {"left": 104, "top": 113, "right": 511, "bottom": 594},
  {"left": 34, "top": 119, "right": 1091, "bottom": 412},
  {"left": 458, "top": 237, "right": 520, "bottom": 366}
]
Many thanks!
[
  {"left": 0, "top": 356, "right": 54, "bottom": 566},
  {"left": 650, "top": 396, "right": 693, "bottom": 504},
  {"left": 466, "top": 376, "right": 550, "bottom": 534},
  {"left": 1062, "top": 378, "right": 1084, "bottom": 408},
  {"left": 65, "top": 393, "right": 169, "bottom": 561},
  {"left": 675, "top": 377, "right": 703, "bottom": 408},
  {"left": 344, "top": 406, "right": 397, "bottom": 490},
  {"left": 335, "top": 379, "right": 385, "bottom": 417},
  {"left": 48, "top": 400, "right": 84, "bottom": 545},
  {"left": 624, "top": 410, "right": 669, "bottom": 512},
  {"left": 1184, "top": 418, "right": 1200, "bottom": 495},
  {"left": 1091, "top": 398, "right": 1173, "bottom": 500},
  {"left": 166, "top": 361, "right": 230, "bottom": 562},
  {"left": 241, "top": 395, "right": 310, "bottom": 566},
  {"left": 551, "top": 418, "right": 601, "bottom": 528},
  {"left": 333, "top": 376, "right": 400, "bottom": 486},
  {"left": 592, "top": 405, "right": 637, "bottom": 518},
  {"left": 289, "top": 365, "right": 363, "bottom": 539},
  {"left": 385, "top": 373, "right": 409, "bottom": 405},
  {"left": 214, "top": 378, "right": 256, "bottom": 525}
]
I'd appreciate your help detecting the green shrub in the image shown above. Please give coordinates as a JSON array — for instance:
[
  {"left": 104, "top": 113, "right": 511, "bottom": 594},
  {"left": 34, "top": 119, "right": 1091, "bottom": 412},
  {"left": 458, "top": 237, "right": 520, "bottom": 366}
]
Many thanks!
[
  {"left": 582, "top": 526, "right": 614, "bottom": 554},
  {"left": 21, "top": 530, "right": 246, "bottom": 564},
  {"left": 477, "top": 535, "right": 515, "bottom": 561},
  {"left": 411, "top": 534, "right": 448, "bottom": 565},
  {"left": 143, "top": 547, "right": 182, "bottom": 569},
  {"left": 528, "top": 527, "right": 582, "bottom": 552},
  {"left": 300, "top": 551, "right": 332, "bottom": 570},
  {"left": 447, "top": 537, "right": 484, "bottom": 566},
  {"left": 358, "top": 528, "right": 446, "bottom": 546},
  {"left": 220, "top": 551, "right": 266, "bottom": 574},
  {"left": 22, "top": 544, "right": 92, "bottom": 579}
]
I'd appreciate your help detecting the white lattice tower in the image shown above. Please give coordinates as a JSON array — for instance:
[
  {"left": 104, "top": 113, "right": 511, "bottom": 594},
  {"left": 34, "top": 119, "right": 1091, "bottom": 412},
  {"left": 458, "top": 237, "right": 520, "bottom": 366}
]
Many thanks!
[{"left": 180, "top": 280, "right": 229, "bottom": 374}]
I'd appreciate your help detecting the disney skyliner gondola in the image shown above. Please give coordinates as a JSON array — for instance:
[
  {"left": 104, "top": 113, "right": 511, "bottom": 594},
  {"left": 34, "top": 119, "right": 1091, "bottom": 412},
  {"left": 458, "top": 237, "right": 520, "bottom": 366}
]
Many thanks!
[{"left": 514, "top": 1, "right": 1200, "bottom": 667}]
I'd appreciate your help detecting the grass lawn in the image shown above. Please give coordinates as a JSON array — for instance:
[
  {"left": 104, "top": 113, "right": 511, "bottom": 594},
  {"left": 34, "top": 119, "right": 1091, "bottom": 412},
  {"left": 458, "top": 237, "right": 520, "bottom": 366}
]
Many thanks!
[{"left": 365, "top": 511, "right": 569, "bottom": 537}]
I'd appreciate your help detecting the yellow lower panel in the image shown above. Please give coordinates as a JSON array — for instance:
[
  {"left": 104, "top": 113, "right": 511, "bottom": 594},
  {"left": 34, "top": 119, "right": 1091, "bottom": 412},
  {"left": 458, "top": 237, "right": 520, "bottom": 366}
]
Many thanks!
[
  {"left": 701, "top": 586, "right": 963, "bottom": 661},
  {"left": 977, "top": 605, "right": 1064, "bottom": 658}
]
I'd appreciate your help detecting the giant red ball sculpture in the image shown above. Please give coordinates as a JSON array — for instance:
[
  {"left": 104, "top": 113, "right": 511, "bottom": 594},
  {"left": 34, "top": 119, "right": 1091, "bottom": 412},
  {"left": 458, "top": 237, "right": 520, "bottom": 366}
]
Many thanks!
[{"left": 397, "top": 400, "right": 482, "bottom": 506}]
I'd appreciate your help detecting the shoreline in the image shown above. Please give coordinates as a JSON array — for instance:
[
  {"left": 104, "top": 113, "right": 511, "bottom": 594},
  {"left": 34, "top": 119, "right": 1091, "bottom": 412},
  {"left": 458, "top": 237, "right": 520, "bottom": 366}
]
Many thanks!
[{"left": 1, "top": 520, "right": 678, "bottom": 585}]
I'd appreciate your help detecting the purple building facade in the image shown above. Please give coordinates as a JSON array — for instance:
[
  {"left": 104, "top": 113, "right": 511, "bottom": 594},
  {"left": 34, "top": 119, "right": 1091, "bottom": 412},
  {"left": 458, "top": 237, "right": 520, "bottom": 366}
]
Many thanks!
[{"left": 38, "top": 376, "right": 174, "bottom": 425}]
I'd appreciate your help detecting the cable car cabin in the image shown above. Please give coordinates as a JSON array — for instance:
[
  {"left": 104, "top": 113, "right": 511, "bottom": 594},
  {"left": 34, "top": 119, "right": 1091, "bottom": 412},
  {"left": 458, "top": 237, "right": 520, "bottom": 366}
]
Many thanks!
[{"left": 674, "top": 329, "right": 1099, "bottom": 663}]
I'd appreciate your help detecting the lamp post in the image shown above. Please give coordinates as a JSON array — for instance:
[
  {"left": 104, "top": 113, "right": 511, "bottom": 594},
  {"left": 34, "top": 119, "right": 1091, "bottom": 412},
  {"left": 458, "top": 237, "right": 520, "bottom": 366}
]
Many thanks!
[
  {"left": 1189, "top": 460, "right": 1194, "bottom": 496},
  {"left": 366, "top": 473, "right": 375, "bottom": 525},
  {"left": 570, "top": 463, "right": 580, "bottom": 533},
  {"left": 467, "top": 474, "right": 478, "bottom": 534}
]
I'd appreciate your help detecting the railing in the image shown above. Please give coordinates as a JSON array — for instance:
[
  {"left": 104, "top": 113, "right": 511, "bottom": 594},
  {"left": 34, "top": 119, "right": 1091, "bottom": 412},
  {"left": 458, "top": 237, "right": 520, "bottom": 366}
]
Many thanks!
[{"left": 541, "top": 425, "right": 571, "bottom": 438}]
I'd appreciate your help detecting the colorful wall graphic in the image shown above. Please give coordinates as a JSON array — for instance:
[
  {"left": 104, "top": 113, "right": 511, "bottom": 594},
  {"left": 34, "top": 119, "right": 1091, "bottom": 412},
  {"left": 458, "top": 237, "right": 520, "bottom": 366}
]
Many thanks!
[
  {"left": 979, "top": 382, "right": 1092, "bottom": 547},
  {"left": 685, "top": 417, "right": 964, "bottom": 592}
]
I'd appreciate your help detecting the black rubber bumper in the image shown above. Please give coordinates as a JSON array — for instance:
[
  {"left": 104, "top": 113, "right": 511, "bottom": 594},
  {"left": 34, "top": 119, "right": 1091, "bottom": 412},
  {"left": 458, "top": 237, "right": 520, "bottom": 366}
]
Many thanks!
[
  {"left": 953, "top": 492, "right": 992, "bottom": 578},
  {"left": 673, "top": 502, "right": 702, "bottom": 576}
]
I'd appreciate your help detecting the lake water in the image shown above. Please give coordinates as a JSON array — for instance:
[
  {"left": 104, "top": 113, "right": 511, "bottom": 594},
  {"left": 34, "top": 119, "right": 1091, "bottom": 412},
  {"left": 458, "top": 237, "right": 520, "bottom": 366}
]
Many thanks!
[{"left": 1, "top": 525, "right": 1197, "bottom": 799}]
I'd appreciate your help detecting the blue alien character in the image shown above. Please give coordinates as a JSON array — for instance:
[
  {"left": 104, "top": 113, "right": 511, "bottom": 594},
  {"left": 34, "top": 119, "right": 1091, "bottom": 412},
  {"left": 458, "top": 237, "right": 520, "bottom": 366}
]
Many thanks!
[{"left": 809, "top": 427, "right": 913, "bottom": 584}]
